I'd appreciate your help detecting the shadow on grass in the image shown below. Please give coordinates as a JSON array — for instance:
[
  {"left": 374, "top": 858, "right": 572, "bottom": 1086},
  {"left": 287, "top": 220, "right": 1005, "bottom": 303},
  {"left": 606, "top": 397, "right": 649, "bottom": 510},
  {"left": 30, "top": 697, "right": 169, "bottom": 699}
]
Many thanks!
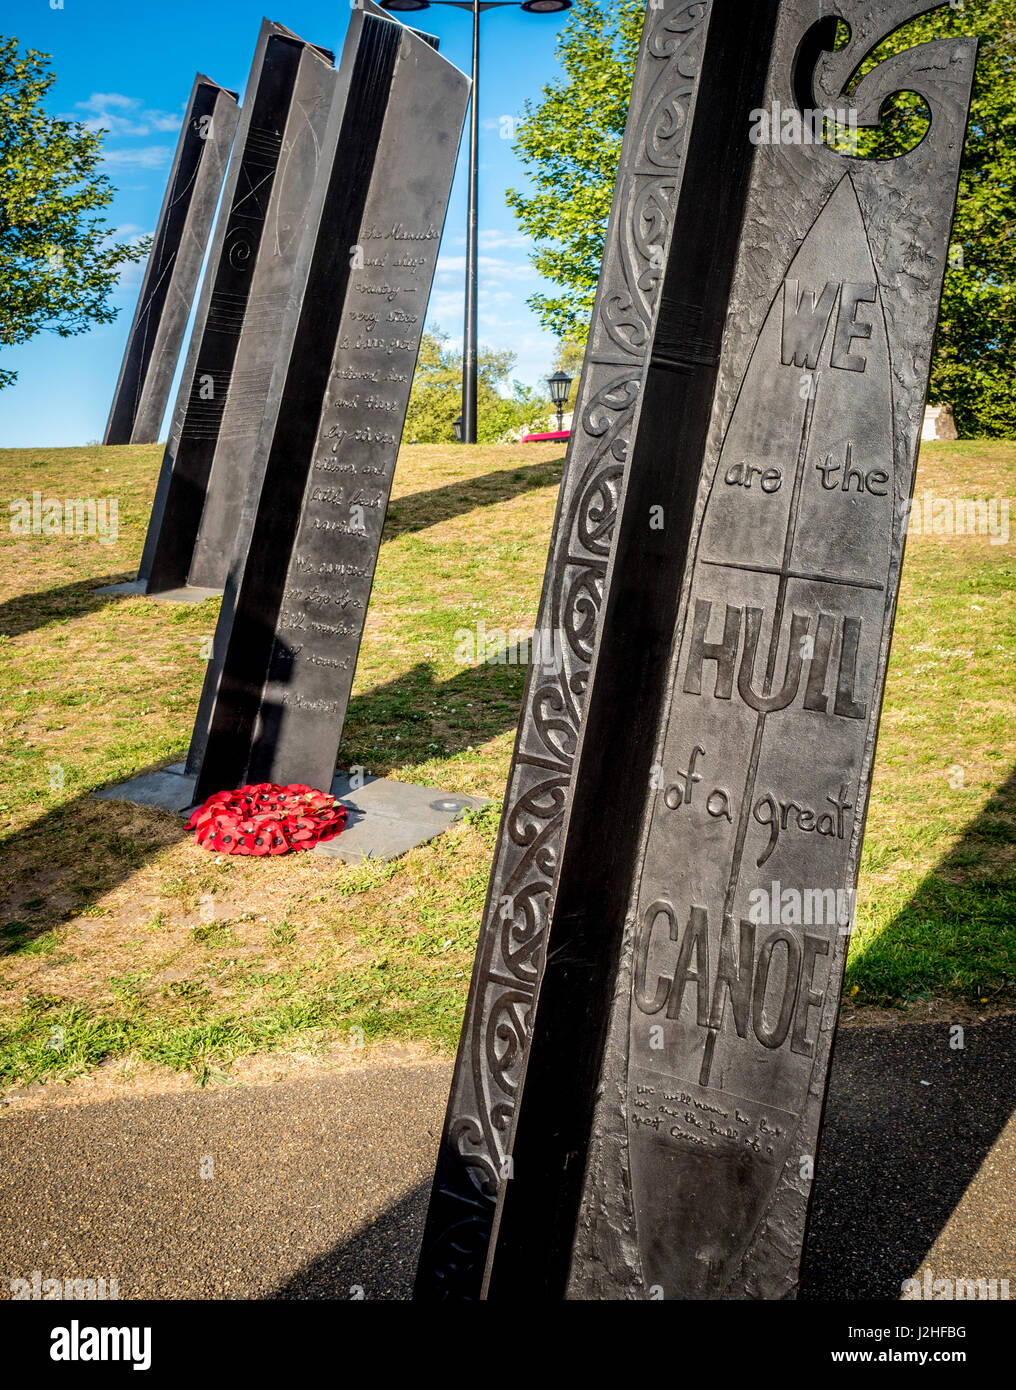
[
  {"left": 0, "top": 754, "right": 190, "bottom": 957},
  {"left": 0, "top": 573, "right": 139, "bottom": 639},
  {"left": 846, "top": 766, "right": 1016, "bottom": 1004},
  {"left": 0, "top": 458, "right": 563, "bottom": 640},
  {"left": 0, "top": 651, "right": 533, "bottom": 957},
  {"left": 382, "top": 457, "right": 563, "bottom": 540},
  {"left": 340, "top": 653, "right": 530, "bottom": 776}
]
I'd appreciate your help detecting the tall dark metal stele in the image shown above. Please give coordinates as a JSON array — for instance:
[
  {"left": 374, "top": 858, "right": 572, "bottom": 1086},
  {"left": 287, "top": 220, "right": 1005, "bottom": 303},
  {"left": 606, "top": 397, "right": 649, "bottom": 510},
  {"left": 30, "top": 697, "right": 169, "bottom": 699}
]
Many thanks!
[
  {"left": 103, "top": 75, "right": 239, "bottom": 447},
  {"left": 187, "top": 2, "right": 469, "bottom": 803},
  {"left": 417, "top": 0, "right": 976, "bottom": 1301},
  {"left": 137, "top": 21, "right": 335, "bottom": 596},
  {"left": 415, "top": 0, "right": 713, "bottom": 1298}
]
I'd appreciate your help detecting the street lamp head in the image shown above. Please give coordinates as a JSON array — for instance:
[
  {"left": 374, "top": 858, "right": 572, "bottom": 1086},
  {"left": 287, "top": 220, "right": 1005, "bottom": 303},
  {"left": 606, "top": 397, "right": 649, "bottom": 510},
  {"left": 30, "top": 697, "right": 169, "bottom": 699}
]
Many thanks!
[
  {"left": 547, "top": 370, "right": 573, "bottom": 406},
  {"left": 378, "top": 1, "right": 431, "bottom": 12}
]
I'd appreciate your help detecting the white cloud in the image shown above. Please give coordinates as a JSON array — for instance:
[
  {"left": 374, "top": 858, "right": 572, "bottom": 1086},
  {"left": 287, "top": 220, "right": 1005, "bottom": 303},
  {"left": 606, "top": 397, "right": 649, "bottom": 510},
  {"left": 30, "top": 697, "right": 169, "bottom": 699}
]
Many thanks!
[
  {"left": 102, "top": 146, "right": 174, "bottom": 170},
  {"left": 436, "top": 254, "right": 538, "bottom": 284},
  {"left": 103, "top": 224, "right": 154, "bottom": 294},
  {"left": 74, "top": 92, "right": 183, "bottom": 137},
  {"left": 427, "top": 290, "right": 465, "bottom": 325},
  {"left": 84, "top": 92, "right": 136, "bottom": 110},
  {"left": 512, "top": 332, "right": 560, "bottom": 354},
  {"left": 479, "top": 229, "right": 531, "bottom": 251},
  {"left": 115, "top": 260, "right": 147, "bottom": 295},
  {"left": 450, "top": 229, "right": 531, "bottom": 250},
  {"left": 148, "top": 112, "right": 187, "bottom": 132},
  {"left": 479, "top": 117, "right": 523, "bottom": 132}
]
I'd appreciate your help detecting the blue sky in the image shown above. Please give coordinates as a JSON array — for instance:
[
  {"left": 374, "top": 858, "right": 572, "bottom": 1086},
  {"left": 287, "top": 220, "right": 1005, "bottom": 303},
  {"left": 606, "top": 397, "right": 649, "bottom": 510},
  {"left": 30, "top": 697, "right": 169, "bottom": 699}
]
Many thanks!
[{"left": 0, "top": 0, "right": 573, "bottom": 446}]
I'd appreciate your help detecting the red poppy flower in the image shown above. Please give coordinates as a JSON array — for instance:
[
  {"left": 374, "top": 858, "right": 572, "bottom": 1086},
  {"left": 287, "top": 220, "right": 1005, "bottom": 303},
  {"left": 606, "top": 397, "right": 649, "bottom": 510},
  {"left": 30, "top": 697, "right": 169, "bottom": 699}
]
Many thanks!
[{"left": 186, "top": 783, "right": 347, "bottom": 856}]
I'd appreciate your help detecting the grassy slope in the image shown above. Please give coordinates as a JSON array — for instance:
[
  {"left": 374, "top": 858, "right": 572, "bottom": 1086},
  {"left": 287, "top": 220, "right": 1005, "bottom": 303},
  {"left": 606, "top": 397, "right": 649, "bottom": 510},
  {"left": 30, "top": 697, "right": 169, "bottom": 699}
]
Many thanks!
[{"left": 0, "top": 439, "right": 1012, "bottom": 1087}]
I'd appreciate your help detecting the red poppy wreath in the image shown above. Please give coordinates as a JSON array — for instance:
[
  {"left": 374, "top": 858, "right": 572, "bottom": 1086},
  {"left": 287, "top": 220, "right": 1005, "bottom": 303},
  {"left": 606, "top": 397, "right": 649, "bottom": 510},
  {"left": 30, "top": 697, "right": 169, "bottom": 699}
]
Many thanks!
[{"left": 185, "top": 783, "right": 347, "bottom": 856}]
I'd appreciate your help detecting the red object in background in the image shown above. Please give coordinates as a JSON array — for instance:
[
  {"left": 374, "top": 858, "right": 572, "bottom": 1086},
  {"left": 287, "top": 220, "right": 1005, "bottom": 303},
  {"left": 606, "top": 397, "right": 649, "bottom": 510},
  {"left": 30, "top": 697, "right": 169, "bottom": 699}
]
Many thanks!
[
  {"left": 521, "top": 429, "right": 570, "bottom": 443},
  {"left": 185, "top": 783, "right": 347, "bottom": 856}
]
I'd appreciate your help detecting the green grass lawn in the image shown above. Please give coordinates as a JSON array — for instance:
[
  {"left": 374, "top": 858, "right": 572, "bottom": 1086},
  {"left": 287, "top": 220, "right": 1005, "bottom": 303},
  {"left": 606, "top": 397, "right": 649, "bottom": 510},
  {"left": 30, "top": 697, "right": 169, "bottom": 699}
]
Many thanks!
[{"left": 0, "top": 438, "right": 1013, "bottom": 1089}]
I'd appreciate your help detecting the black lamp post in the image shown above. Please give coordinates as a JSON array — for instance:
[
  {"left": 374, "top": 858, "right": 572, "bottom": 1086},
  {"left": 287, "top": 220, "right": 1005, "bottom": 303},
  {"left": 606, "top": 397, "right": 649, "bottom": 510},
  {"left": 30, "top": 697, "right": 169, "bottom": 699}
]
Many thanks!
[
  {"left": 547, "top": 369, "right": 572, "bottom": 432},
  {"left": 380, "top": 0, "right": 572, "bottom": 444}
]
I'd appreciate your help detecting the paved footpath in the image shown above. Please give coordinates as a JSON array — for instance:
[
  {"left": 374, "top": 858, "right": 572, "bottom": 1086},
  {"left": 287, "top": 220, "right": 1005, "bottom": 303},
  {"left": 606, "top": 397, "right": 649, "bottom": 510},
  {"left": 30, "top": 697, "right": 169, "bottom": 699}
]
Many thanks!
[{"left": 1, "top": 1017, "right": 1014, "bottom": 1300}]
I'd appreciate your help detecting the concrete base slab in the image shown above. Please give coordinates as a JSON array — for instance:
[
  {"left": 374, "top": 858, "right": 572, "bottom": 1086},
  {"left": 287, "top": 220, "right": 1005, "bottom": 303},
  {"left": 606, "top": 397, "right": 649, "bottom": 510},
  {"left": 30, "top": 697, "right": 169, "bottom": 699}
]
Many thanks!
[
  {"left": 94, "top": 579, "right": 221, "bottom": 604},
  {"left": 319, "top": 772, "right": 488, "bottom": 864},
  {"left": 92, "top": 766, "right": 489, "bottom": 861},
  {"left": 93, "top": 764, "right": 196, "bottom": 813}
]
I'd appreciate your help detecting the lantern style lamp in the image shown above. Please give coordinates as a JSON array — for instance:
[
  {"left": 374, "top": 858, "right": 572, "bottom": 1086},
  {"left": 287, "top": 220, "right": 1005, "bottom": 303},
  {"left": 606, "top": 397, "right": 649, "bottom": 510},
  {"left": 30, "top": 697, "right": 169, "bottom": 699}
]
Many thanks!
[{"left": 547, "top": 369, "right": 573, "bottom": 432}]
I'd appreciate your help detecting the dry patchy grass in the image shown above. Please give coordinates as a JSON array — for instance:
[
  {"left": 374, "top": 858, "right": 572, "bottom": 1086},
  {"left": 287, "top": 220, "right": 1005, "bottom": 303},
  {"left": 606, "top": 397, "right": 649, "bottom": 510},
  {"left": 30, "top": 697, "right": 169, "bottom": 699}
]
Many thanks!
[{"left": 0, "top": 438, "right": 1012, "bottom": 1090}]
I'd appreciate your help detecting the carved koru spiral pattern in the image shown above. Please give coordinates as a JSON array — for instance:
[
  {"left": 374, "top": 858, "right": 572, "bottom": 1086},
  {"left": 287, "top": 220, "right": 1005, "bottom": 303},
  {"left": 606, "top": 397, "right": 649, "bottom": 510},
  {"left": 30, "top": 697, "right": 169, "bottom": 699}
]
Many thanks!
[
  {"left": 224, "top": 226, "right": 254, "bottom": 271},
  {"left": 419, "top": 2, "right": 708, "bottom": 1298}
]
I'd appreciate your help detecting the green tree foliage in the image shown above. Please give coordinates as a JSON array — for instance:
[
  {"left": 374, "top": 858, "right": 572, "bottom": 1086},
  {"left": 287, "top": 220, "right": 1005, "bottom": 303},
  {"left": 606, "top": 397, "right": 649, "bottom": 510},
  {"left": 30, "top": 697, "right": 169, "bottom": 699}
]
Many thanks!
[
  {"left": 507, "top": 0, "right": 643, "bottom": 344},
  {"left": 553, "top": 337, "right": 587, "bottom": 382},
  {"left": 509, "top": 0, "right": 1016, "bottom": 437},
  {"left": 0, "top": 38, "right": 148, "bottom": 388},
  {"left": 404, "top": 329, "right": 550, "bottom": 444}
]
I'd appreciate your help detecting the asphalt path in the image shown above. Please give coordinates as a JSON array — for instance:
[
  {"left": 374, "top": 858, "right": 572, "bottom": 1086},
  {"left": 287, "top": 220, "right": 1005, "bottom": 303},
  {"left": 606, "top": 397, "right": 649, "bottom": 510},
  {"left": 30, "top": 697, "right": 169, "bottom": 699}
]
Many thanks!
[{"left": 1, "top": 1016, "right": 1013, "bottom": 1300}]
